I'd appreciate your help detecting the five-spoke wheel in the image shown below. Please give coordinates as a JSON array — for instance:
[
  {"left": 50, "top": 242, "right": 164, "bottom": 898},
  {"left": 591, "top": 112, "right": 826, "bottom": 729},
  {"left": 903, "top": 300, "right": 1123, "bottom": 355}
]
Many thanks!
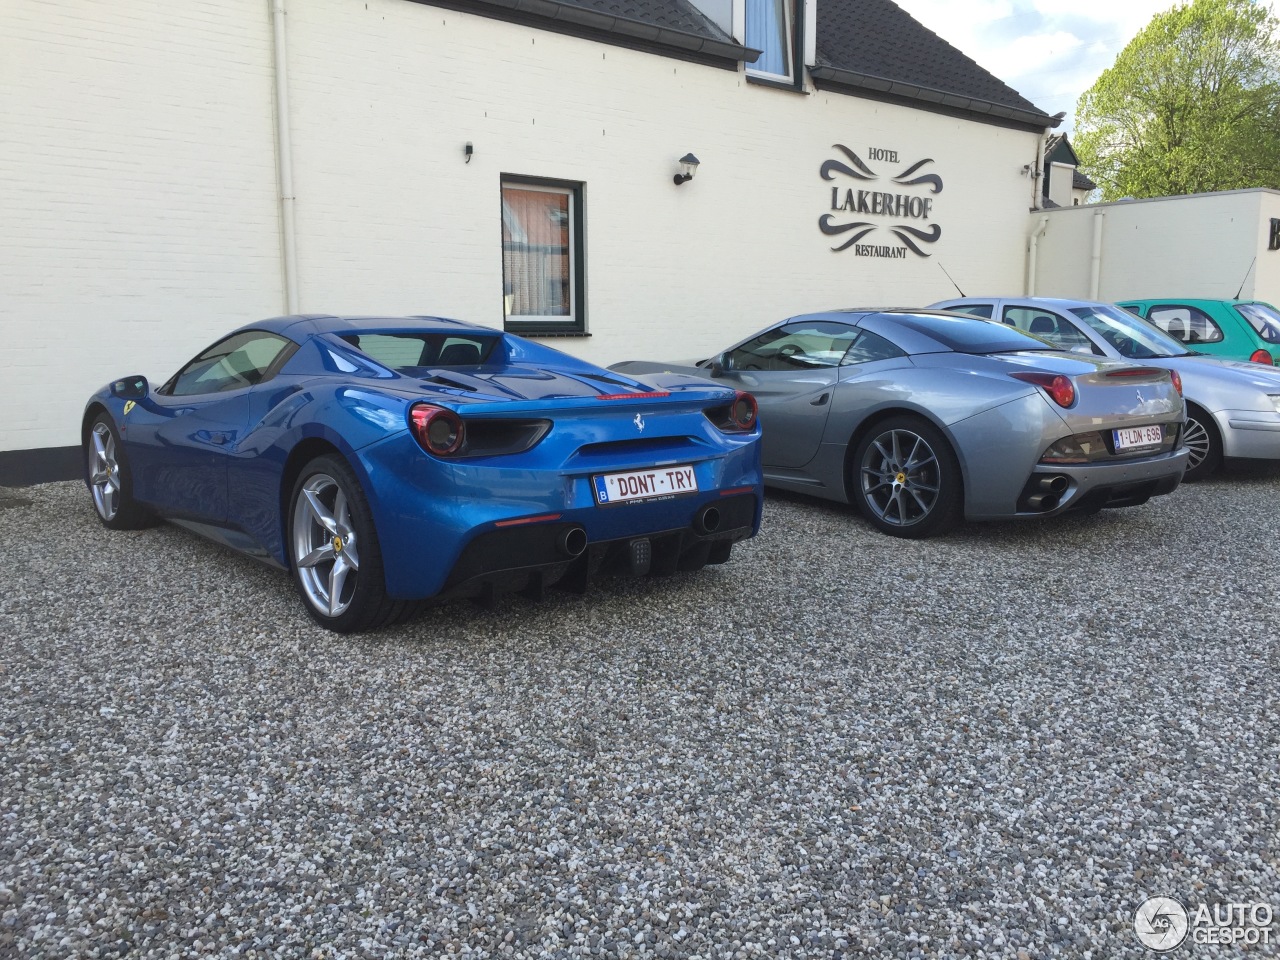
[
  {"left": 84, "top": 414, "right": 151, "bottom": 529},
  {"left": 292, "top": 471, "right": 363, "bottom": 619},
  {"left": 288, "top": 455, "right": 409, "bottom": 632},
  {"left": 852, "top": 416, "right": 961, "bottom": 538},
  {"left": 89, "top": 421, "right": 122, "bottom": 522}
]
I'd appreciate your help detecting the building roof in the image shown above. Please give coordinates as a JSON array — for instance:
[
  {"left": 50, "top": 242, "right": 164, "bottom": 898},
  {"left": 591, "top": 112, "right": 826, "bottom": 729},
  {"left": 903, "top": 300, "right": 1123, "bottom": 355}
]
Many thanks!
[
  {"left": 421, "top": 0, "right": 1058, "bottom": 128},
  {"left": 416, "top": 0, "right": 758, "bottom": 67},
  {"left": 1073, "top": 168, "right": 1097, "bottom": 191},
  {"left": 810, "top": 0, "right": 1057, "bottom": 131},
  {"left": 1041, "top": 133, "right": 1098, "bottom": 193},
  {"left": 1044, "top": 133, "right": 1080, "bottom": 166}
]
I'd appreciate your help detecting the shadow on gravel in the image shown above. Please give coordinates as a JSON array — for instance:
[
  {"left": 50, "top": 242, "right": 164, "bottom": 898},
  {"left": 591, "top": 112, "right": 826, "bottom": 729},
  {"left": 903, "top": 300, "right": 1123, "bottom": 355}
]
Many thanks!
[{"left": 760, "top": 486, "right": 1148, "bottom": 548}]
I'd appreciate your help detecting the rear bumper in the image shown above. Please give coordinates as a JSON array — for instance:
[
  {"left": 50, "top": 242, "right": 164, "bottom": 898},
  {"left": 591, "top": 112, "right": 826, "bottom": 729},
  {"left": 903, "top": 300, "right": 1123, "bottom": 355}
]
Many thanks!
[
  {"left": 438, "top": 493, "right": 758, "bottom": 601},
  {"left": 1018, "top": 447, "right": 1189, "bottom": 516},
  {"left": 356, "top": 432, "right": 763, "bottom": 598}
]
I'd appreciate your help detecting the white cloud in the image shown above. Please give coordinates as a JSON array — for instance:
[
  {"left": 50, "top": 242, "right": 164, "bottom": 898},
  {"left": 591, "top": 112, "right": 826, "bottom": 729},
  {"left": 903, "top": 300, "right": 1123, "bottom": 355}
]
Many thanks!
[{"left": 892, "top": 0, "right": 1279, "bottom": 130}]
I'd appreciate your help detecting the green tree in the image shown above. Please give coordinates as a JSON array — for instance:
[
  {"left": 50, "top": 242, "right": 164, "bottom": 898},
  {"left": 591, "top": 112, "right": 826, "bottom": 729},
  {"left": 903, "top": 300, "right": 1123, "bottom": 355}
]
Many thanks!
[{"left": 1075, "top": 0, "right": 1280, "bottom": 200}]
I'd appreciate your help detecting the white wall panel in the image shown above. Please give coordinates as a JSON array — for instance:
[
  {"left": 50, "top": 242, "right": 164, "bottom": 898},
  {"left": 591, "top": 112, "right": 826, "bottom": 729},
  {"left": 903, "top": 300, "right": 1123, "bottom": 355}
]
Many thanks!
[
  {"left": 1255, "top": 193, "right": 1280, "bottom": 305},
  {"left": 281, "top": 0, "right": 1039, "bottom": 368},
  {"left": 1034, "top": 190, "right": 1280, "bottom": 304},
  {"left": 0, "top": 0, "right": 283, "bottom": 452}
]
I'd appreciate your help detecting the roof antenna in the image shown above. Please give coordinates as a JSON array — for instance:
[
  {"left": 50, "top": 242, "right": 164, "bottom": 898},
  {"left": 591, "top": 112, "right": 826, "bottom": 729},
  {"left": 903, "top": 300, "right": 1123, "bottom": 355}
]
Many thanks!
[
  {"left": 1234, "top": 257, "right": 1256, "bottom": 299},
  {"left": 938, "top": 262, "right": 966, "bottom": 298}
]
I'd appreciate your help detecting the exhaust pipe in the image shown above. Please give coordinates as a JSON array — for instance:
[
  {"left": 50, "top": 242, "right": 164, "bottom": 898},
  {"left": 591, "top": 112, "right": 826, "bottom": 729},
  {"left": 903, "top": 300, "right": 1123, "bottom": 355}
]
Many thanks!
[
  {"left": 1025, "top": 493, "right": 1059, "bottom": 512},
  {"left": 556, "top": 526, "right": 588, "bottom": 558},
  {"left": 1035, "top": 475, "right": 1068, "bottom": 494},
  {"left": 694, "top": 505, "right": 721, "bottom": 535}
]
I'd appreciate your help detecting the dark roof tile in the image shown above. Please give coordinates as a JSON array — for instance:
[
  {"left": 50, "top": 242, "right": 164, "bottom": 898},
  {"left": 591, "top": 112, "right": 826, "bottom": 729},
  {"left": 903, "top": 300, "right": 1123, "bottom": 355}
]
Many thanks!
[
  {"left": 419, "top": 0, "right": 753, "bottom": 64},
  {"left": 1072, "top": 168, "right": 1097, "bottom": 191},
  {"left": 555, "top": 0, "right": 732, "bottom": 39},
  {"left": 814, "top": 0, "right": 1053, "bottom": 128}
]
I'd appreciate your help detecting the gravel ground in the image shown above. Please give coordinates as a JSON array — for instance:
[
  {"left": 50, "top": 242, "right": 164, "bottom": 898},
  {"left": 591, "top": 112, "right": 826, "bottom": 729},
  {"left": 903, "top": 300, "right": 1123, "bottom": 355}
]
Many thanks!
[{"left": 2, "top": 473, "right": 1279, "bottom": 960}]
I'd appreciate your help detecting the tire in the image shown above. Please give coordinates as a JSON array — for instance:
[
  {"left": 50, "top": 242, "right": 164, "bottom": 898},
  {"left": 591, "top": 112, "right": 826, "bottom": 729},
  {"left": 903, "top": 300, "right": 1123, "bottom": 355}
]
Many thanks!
[
  {"left": 1181, "top": 405, "right": 1222, "bottom": 482},
  {"left": 84, "top": 414, "right": 154, "bottom": 530},
  {"left": 851, "top": 416, "right": 962, "bottom": 539},
  {"left": 287, "top": 455, "right": 413, "bottom": 632}
]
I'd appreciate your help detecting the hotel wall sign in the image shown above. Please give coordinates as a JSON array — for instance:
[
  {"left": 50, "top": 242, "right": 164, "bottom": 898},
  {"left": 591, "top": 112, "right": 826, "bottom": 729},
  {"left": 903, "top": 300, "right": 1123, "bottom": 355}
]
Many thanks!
[{"left": 819, "top": 145, "right": 943, "bottom": 258}]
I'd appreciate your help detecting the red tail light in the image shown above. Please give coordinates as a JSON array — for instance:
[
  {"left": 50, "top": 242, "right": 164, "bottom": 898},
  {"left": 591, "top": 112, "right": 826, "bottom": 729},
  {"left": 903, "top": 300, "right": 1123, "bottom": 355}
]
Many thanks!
[
  {"left": 729, "top": 391, "right": 757, "bottom": 430},
  {"left": 595, "top": 391, "right": 671, "bottom": 400},
  {"left": 1169, "top": 369, "right": 1183, "bottom": 395},
  {"left": 1011, "top": 372, "right": 1075, "bottom": 408},
  {"left": 409, "top": 403, "right": 465, "bottom": 455},
  {"left": 1250, "top": 349, "right": 1274, "bottom": 365},
  {"left": 705, "top": 391, "right": 759, "bottom": 433}
]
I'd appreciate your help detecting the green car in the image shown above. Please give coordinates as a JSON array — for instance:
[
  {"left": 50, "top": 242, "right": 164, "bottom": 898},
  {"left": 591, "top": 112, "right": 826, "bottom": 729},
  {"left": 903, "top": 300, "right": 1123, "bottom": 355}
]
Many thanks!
[{"left": 1119, "top": 298, "right": 1280, "bottom": 366}]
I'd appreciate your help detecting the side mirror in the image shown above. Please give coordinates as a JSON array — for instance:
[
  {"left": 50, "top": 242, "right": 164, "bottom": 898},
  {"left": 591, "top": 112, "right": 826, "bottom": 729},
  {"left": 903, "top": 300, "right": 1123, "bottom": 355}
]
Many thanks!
[
  {"left": 709, "top": 352, "right": 732, "bottom": 378},
  {"left": 110, "top": 375, "right": 149, "bottom": 400}
]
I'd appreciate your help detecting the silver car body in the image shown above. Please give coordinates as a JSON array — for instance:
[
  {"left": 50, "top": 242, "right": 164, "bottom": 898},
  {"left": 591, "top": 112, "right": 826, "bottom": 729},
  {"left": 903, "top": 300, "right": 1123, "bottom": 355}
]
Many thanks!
[
  {"left": 613, "top": 310, "right": 1189, "bottom": 521},
  {"left": 932, "top": 297, "right": 1280, "bottom": 462}
]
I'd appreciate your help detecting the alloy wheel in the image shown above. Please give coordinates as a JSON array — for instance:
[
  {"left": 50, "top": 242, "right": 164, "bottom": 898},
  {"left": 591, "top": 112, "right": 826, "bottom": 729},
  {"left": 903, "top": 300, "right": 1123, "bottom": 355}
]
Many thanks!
[
  {"left": 859, "top": 428, "right": 942, "bottom": 528},
  {"left": 292, "top": 473, "right": 362, "bottom": 618},
  {"left": 89, "top": 422, "right": 121, "bottom": 521},
  {"left": 1183, "top": 417, "right": 1210, "bottom": 471}
]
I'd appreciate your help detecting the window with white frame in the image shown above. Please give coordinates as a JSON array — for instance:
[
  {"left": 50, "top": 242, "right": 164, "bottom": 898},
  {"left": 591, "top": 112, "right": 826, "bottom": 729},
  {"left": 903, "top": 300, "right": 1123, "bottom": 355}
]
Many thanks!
[
  {"left": 501, "top": 177, "right": 586, "bottom": 334},
  {"left": 746, "top": 0, "right": 794, "bottom": 81}
]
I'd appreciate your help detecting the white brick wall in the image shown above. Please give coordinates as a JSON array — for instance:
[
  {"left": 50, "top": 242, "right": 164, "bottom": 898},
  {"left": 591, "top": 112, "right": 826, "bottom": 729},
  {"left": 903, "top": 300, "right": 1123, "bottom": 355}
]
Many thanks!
[
  {"left": 1, "top": 0, "right": 1043, "bottom": 453},
  {"left": 0, "top": 0, "right": 284, "bottom": 453}
]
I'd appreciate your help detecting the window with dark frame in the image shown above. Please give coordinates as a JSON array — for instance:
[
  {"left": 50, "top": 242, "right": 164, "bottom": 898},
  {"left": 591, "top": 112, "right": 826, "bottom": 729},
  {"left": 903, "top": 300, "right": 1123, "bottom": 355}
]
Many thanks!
[{"left": 501, "top": 177, "right": 586, "bottom": 335}]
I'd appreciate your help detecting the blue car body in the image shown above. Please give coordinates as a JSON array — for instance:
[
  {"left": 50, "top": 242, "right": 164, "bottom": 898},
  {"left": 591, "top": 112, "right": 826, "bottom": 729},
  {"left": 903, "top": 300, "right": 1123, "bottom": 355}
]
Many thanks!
[{"left": 83, "top": 315, "right": 762, "bottom": 613}]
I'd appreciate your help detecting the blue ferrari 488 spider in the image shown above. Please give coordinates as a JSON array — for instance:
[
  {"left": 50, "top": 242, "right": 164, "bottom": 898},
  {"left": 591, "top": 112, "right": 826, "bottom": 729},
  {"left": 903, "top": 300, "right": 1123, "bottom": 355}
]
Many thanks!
[{"left": 83, "top": 315, "right": 763, "bottom": 631}]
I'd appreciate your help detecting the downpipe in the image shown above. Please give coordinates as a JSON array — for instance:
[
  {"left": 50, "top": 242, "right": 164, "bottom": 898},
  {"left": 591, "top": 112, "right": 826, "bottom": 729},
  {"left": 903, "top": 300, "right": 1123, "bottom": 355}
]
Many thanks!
[
  {"left": 1027, "top": 215, "right": 1049, "bottom": 296},
  {"left": 271, "top": 0, "right": 300, "bottom": 313},
  {"left": 1089, "top": 212, "right": 1106, "bottom": 300}
]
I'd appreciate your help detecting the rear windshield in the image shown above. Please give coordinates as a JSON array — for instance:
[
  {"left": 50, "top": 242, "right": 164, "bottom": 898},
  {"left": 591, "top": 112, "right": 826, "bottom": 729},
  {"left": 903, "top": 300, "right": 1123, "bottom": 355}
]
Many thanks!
[
  {"left": 1236, "top": 303, "right": 1280, "bottom": 343},
  {"left": 339, "top": 332, "right": 499, "bottom": 370},
  {"left": 891, "top": 312, "right": 1054, "bottom": 354}
]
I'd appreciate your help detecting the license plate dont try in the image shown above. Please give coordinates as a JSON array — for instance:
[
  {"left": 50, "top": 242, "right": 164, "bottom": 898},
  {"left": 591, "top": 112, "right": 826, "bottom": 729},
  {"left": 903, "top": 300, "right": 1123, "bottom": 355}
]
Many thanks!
[
  {"left": 593, "top": 465, "right": 698, "bottom": 505},
  {"left": 1114, "top": 424, "right": 1163, "bottom": 451}
]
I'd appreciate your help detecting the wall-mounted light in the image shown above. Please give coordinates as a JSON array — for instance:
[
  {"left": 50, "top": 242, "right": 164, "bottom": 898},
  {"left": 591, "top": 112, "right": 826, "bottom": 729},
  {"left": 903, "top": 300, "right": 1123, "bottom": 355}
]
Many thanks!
[
  {"left": 464, "top": 142, "right": 474, "bottom": 164},
  {"left": 673, "top": 153, "right": 700, "bottom": 185}
]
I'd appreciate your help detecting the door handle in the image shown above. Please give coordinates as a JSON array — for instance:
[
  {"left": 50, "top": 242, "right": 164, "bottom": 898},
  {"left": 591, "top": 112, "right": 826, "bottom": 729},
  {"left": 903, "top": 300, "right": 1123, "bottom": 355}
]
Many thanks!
[{"left": 810, "top": 392, "right": 830, "bottom": 406}]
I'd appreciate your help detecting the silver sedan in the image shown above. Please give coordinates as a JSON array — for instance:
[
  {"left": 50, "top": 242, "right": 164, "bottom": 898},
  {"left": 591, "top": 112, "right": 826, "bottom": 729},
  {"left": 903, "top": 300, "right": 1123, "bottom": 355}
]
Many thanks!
[
  {"left": 612, "top": 310, "right": 1189, "bottom": 538},
  {"left": 932, "top": 297, "right": 1280, "bottom": 481}
]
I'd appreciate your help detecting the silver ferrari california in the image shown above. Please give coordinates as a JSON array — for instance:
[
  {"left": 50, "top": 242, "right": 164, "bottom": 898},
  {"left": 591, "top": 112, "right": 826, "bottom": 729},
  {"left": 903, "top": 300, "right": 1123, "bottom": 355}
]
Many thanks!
[
  {"left": 932, "top": 297, "right": 1280, "bottom": 481},
  {"left": 612, "top": 310, "right": 1189, "bottom": 538}
]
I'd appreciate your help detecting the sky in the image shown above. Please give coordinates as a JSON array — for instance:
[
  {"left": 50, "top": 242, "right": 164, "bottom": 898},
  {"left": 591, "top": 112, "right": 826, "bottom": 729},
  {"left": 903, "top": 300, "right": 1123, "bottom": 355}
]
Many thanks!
[{"left": 893, "top": 0, "right": 1278, "bottom": 131}]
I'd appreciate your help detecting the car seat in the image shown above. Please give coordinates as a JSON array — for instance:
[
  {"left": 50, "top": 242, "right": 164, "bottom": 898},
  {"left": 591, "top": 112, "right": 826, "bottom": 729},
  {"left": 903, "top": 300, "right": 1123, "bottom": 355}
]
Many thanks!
[
  {"left": 439, "top": 342, "right": 482, "bottom": 365},
  {"left": 1029, "top": 315, "right": 1057, "bottom": 336}
]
